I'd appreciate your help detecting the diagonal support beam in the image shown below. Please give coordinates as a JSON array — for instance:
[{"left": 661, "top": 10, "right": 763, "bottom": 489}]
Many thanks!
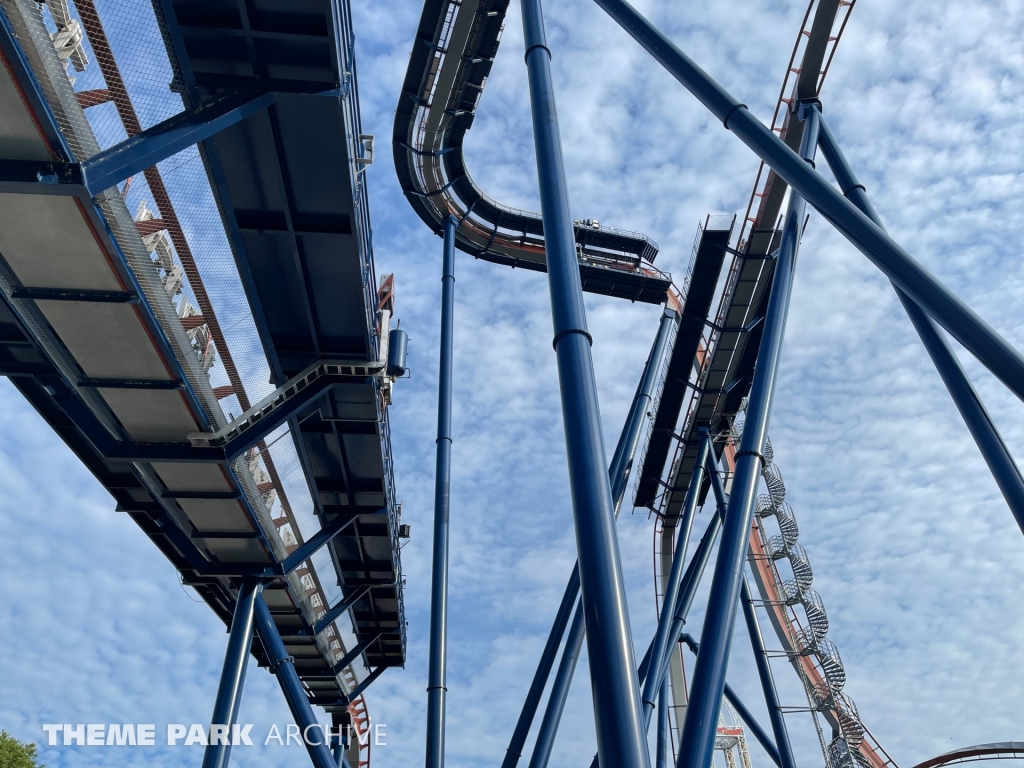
[
  {"left": 504, "top": 309, "right": 679, "bottom": 768},
  {"left": 78, "top": 91, "right": 275, "bottom": 194},
  {"left": 273, "top": 514, "right": 358, "bottom": 577},
  {"left": 332, "top": 627, "right": 400, "bottom": 675},
  {"left": 676, "top": 102, "right": 820, "bottom": 768},
  {"left": 253, "top": 595, "right": 337, "bottom": 768},
  {"left": 591, "top": 0, "right": 1024, "bottom": 407},
  {"left": 313, "top": 583, "right": 379, "bottom": 636},
  {"left": 814, "top": 106, "right": 1024, "bottom": 537},
  {"left": 679, "top": 634, "right": 782, "bottom": 768}
]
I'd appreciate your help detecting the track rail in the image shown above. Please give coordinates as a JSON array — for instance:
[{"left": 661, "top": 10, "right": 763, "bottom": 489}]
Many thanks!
[{"left": 394, "top": 0, "right": 672, "bottom": 304}]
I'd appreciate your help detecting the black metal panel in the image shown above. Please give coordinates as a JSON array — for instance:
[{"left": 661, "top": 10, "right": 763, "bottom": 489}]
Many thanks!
[{"left": 634, "top": 227, "right": 729, "bottom": 509}]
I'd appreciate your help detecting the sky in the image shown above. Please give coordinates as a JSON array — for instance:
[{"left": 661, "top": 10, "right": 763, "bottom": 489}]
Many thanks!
[{"left": 1, "top": 0, "right": 1024, "bottom": 767}]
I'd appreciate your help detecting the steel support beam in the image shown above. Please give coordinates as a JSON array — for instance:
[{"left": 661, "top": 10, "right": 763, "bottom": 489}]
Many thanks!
[
  {"left": 202, "top": 578, "right": 261, "bottom": 768},
  {"left": 344, "top": 665, "right": 388, "bottom": 704},
  {"left": 501, "top": 567, "right": 581, "bottom": 768},
  {"left": 275, "top": 514, "right": 356, "bottom": 576},
  {"left": 814, "top": 107, "right": 1024, "bottom": 536},
  {"left": 679, "top": 635, "right": 782, "bottom": 768},
  {"left": 656, "top": 679, "right": 670, "bottom": 768},
  {"left": 504, "top": 309, "right": 678, "bottom": 768},
  {"left": 313, "top": 583, "right": 377, "bottom": 635},
  {"left": 740, "top": 576, "right": 797, "bottom": 768},
  {"left": 676, "top": 103, "right": 819, "bottom": 768},
  {"left": 528, "top": 603, "right": 586, "bottom": 768},
  {"left": 253, "top": 595, "right": 336, "bottom": 768},
  {"left": 521, "top": 4, "right": 648, "bottom": 756},
  {"left": 641, "top": 429, "right": 712, "bottom": 727},
  {"left": 590, "top": 0, "right": 1024, "bottom": 406},
  {"left": 79, "top": 91, "right": 275, "bottom": 194},
  {"left": 426, "top": 215, "right": 457, "bottom": 768},
  {"left": 332, "top": 628, "right": 399, "bottom": 675}
]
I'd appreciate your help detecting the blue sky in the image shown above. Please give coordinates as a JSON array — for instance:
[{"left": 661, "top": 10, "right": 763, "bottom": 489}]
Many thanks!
[{"left": 2, "top": 0, "right": 1024, "bottom": 767}]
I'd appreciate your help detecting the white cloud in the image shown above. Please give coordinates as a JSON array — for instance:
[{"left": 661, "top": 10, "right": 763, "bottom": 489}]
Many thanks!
[{"left": 3, "top": 0, "right": 1024, "bottom": 767}]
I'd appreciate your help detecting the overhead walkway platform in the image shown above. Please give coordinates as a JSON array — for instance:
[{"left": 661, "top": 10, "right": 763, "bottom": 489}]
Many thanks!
[{"left": 0, "top": 0, "right": 404, "bottom": 750}]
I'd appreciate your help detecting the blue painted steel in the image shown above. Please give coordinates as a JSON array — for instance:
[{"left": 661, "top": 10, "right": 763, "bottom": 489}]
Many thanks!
[
  {"left": 333, "top": 628, "right": 399, "bottom": 674},
  {"left": 656, "top": 679, "right": 670, "bottom": 768},
  {"left": 590, "top": 0, "right": 1024, "bottom": 406},
  {"left": 426, "top": 214, "right": 457, "bottom": 768},
  {"left": 642, "top": 429, "right": 712, "bottom": 728},
  {"left": 528, "top": 603, "right": 586, "bottom": 768},
  {"left": 343, "top": 665, "right": 388, "bottom": 703},
  {"left": 609, "top": 308, "right": 680, "bottom": 505},
  {"left": 504, "top": 307, "right": 679, "bottom": 768},
  {"left": 314, "top": 583, "right": 376, "bottom": 635},
  {"left": 640, "top": 448, "right": 728, "bottom": 697},
  {"left": 501, "top": 567, "right": 580, "bottom": 768},
  {"left": 740, "top": 576, "right": 797, "bottom": 768},
  {"left": 676, "top": 104, "right": 819, "bottom": 768},
  {"left": 79, "top": 92, "right": 275, "bottom": 194},
  {"left": 276, "top": 514, "right": 356, "bottom": 575},
  {"left": 679, "top": 635, "right": 782, "bottom": 768},
  {"left": 520, "top": 1, "right": 649, "bottom": 763},
  {"left": 388, "top": 329, "right": 409, "bottom": 376},
  {"left": 202, "top": 579, "right": 261, "bottom": 768},
  {"left": 814, "top": 108, "right": 1024, "bottom": 536},
  {"left": 253, "top": 595, "right": 337, "bottom": 768}
]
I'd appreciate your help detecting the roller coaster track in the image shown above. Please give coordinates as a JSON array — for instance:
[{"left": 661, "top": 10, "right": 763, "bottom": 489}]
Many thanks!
[
  {"left": 394, "top": 0, "right": 674, "bottom": 305},
  {"left": 641, "top": 2, "right": 903, "bottom": 767}
]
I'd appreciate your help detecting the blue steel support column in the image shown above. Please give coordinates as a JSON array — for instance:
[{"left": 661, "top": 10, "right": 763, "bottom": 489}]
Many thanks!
[
  {"left": 520, "top": 1, "right": 651, "bottom": 760},
  {"left": 676, "top": 105, "right": 820, "bottom": 768},
  {"left": 502, "top": 310, "right": 677, "bottom": 768},
  {"left": 644, "top": 448, "right": 728, "bottom": 690},
  {"left": 739, "top": 577, "right": 797, "bottom": 768},
  {"left": 253, "top": 595, "right": 336, "bottom": 768},
  {"left": 426, "top": 214, "right": 457, "bottom": 768},
  {"left": 201, "top": 578, "right": 261, "bottom": 768},
  {"left": 679, "top": 635, "right": 782, "bottom": 768},
  {"left": 528, "top": 604, "right": 586, "bottom": 768},
  {"left": 814, "top": 109, "right": 1024, "bottom": 536},
  {"left": 590, "top": 0, "right": 1024, "bottom": 406},
  {"left": 656, "top": 679, "right": 670, "bottom": 768},
  {"left": 642, "top": 429, "right": 712, "bottom": 728}
]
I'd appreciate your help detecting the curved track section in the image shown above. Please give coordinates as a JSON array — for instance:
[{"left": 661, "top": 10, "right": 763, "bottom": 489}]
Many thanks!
[
  {"left": 910, "top": 744, "right": 1024, "bottom": 768},
  {"left": 394, "top": 0, "right": 672, "bottom": 304}
]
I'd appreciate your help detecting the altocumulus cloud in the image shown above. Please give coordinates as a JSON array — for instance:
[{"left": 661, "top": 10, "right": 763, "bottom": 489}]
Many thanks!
[{"left": 2, "top": 1, "right": 1023, "bottom": 767}]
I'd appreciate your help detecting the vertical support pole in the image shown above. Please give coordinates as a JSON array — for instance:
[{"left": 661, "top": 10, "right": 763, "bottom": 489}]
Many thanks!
[
  {"left": 503, "top": 309, "right": 677, "bottom": 768},
  {"left": 676, "top": 103, "right": 820, "bottom": 768},
  {"left": 519, "top": 0, "right": 649, "bottom": 763},
  {"left": 641, "top": 429, "right": 712, "bottom": 727},
  {"left": 253, "top": 595, "right": 336, "bottom": 768},
  {"left": 680, "top": 635, "right": 782, "bottom": 768},
  {"left": 426, "top": 214, "right": 457, "bottom": 768},
  {"left": 644, "top": 447, "right": 729, "bottom": 691},
  {"left": 656, "top": 679, "right": 670, "bottom": 768},
  {"left": 202, "top": 578, "right": 261, "bottom": 768},
  {"left": 814, "top": 108, "right": 1024, "bottom": 536},
  {"left": 739, "top": 577, "right": 798, "bottom": 768},
  {"left": 528, "top": 604, "right": 586, "bottom": 768}
]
